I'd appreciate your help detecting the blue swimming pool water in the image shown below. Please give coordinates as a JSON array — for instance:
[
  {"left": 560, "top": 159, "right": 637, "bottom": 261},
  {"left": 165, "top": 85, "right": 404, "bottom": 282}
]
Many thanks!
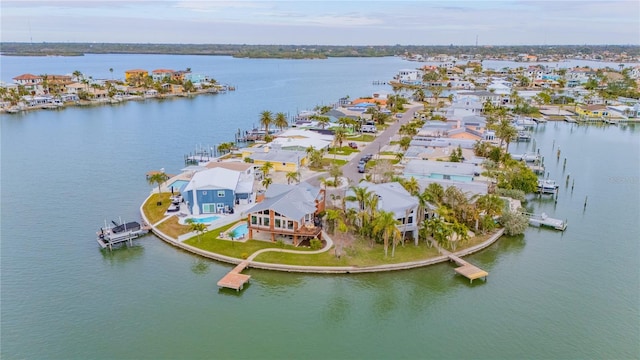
[
  {"left": 232, "top": 223, "right": 248, "bottom": 237},
  {"left": 190, "top": 216, "right": 220, "bottom": 224},
  {"left": 169, "top": 180, "right": 189, "bottom": 191}
]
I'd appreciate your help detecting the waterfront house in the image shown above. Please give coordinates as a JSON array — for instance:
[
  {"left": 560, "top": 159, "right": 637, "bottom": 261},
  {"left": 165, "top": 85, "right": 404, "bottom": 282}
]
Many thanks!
[
  {"left": 246, "top": 182, "right": 325, "bottom": 245},
  {"left": 271, "top": 128, "right": 333, "bottom": 151},
  {"left": 345, "top": 181, "right": 419, "bottom": 243},
  {"left": 124, "top": 69, "right": 149, "bottom": 86},
  {"left": 457, "top": 90, "right": 501, "bottom": 107},
  {"left": 403, "top": 159, "right": 480, "bottom": 182},
  {"left": 182, "top": 167, "right": 254, "bottom": 215},
  {"left": 576, "top": 104, "right": 609, "bottom": 118},
  {"left": 13, "top": 74, "right": 43, "bottom": 93},
  {"left": 65, "top": 82, "right": 89, "bottom": 94},
  {"left": 184, "top": 73, "right": 211, "bottom": 84},
  {"left": 241, "top": 144, "right": 307, "bottom": 172},
  {"left": 151, "top": 69, "right": 175, "bottom": 82},
  {"left": 161, "top": 83, "right": 184, "bottom": 94},
  {"left": 395, "top": 69, "right": 421, "bottom": 85},
  {"left": 403, "top": 159, "right": 489, "bottom": 196},
  {"left": 171, "top": 70, "right": 190, "bottom": 83}
]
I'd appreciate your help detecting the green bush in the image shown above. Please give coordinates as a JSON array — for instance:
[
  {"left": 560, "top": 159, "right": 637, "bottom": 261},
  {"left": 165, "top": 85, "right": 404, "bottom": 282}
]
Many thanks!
[
  {"left": 241, "top": 252, "right": 249, "bottom": 259},
  {"left": 310, "top": 238, "right": 322, "bottom": 250},
  {"left": 496, "top": 188, "right": 526, "bottom": 202}
]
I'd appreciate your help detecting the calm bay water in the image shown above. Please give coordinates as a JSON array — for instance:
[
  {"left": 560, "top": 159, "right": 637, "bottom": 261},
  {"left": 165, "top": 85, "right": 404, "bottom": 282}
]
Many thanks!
[{"left": 1, "top": 55, "right": 639, "bottom": 359}]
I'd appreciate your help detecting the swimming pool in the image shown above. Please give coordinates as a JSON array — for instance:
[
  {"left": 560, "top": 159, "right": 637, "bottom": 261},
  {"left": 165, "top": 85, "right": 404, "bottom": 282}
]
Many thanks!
[
  {"left": 231, "top": 223, "right": 249, "bottom": 237},
  {"left": 169, "top": 180, "right": 189, "bottom": 192},
  {"left": 188, "top": 216, "right": 220, "bottom": 224}
]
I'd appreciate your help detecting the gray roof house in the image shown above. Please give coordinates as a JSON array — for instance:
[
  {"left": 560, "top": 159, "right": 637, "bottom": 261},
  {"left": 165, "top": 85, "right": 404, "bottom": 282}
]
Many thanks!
[
  {"left": 402, "top": 159, "right": 489, "bottom": 196},
  {"left": 246, "top": 183, "right": 326, "bottom": 245},
  {"left": 345, "top": 181, "right": 419, "bottom": 244}
]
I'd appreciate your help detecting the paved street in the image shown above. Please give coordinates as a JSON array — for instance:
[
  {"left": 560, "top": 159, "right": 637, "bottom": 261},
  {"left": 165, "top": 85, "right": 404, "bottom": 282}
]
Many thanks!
[{"left": 306, "top": 103, "right": 423, "bottom": 198}]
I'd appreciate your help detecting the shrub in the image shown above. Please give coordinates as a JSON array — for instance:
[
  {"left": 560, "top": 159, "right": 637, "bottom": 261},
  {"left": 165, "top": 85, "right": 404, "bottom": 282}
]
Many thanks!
[
  {"left": 241, "top": 252, "right": 249, "bottom": 259},
  {"left": 496, "top": 188, "right": 526, "bottom": 202},
  {"left": 499, "top": 211, "right": 529, "bottom": 236},
  {"left": 276, "top": 239, "right": 285, "bottom": 248},
  {"left": 310, "top": 238, "right": 322, "bottom": 250}
]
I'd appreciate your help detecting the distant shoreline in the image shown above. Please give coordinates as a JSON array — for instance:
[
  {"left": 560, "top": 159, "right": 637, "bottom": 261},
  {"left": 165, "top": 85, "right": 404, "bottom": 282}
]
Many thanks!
[{"left": 1, "top": 42, "right": 638, "bottom": 62}]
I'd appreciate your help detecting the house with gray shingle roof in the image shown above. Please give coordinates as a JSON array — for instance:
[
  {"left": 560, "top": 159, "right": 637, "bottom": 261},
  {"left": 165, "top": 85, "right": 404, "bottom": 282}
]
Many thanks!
[
  {"left": 246, "top": 182, "right": 326, "bottom": 245},
  {"left": 345, "top": 181, "right": 419, "bottom": 244}
]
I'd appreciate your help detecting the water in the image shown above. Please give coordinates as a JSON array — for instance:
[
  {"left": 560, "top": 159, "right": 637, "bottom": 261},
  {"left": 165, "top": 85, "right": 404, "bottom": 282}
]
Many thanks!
[
  {"left": 168, "top": 179, "right": 189, "bottom": 192},
  {"left": 230, "top": 223, "right": 249, "bottom": 238},
  {"left": 188, "top": 216, "right": 221, "bottom": 224},
  {"left": 1, "top": 55, "right": 639, "bottom": 359}
]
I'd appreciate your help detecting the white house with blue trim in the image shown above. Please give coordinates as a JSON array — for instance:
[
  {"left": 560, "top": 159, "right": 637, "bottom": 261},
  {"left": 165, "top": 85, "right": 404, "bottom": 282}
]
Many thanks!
[{"left": 182, "top": 167, "right": 255, "bottom": 215}]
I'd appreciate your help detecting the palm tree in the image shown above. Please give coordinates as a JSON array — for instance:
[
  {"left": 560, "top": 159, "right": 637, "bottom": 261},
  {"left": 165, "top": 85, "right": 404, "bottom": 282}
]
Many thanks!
[
  {"left": 424, "top": 182, "right": 444, "bottom": 205},
  {"left": 147, "top": 172, "right": 169, "bottom": 193},
  {"left": 476, "top": 194, "right": 504, "bottom": 219},
  {"left": 185, "top": 218, "right": 208, "bottom": 242},
  {"left": 259, "top": 110, "right": 273, "bottom": 136},
  {"left": 72, "top": 70, "right": 83, "bottom": 82},
  {"left": 333, "top": 128, "right": 347, "bottom": 148},
  {"left": 275, "top": 112, "right": 288, "bottom": 130},
  {"left": 495, "top": 118, "right": 518, "bottom": 153},
  {"left": 400, "top": 176, "right": 420, "bottom": 196},
  {"left": 286, "top": 171, "right": 300, "bottom": 184},
  {"left": 314, "top": 115, "right": 330, "bottom": 129},
  {"left": 329, "top": 163, "right": 342, "bottom": 187},
  {"left": 373, "top": 210, "right": 401, "bottom": 257},
  {"left": 261, "top": 176, "right": 273, "bottom": 189},
  {"left": 399, "top": 136, "right": 411, "bottom": 151},
  {"left": 260, "top": 161, "right": 274, "bottom": 176},
  {"left": 325, "top": 208, "right": 342, "bottom": 235}
]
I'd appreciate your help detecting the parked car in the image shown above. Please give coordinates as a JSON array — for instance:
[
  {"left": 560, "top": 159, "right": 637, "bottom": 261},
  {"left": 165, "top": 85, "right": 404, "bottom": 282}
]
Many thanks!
[
  {"left": 362, "top": 154, "right": 373, "bottom": 162},
  {"left": 357, "top": 163, "right": 366, "bottom": 173},
  {"left": 361, "top": 124, "right": 377, "bottom": 133},
  {"left": 348, "top": 142, "right": 358, "bottom": 149}
]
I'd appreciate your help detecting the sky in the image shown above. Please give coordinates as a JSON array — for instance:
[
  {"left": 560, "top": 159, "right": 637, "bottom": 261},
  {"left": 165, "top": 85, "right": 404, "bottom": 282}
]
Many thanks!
[{"left": 1, "top": 0, "right": 639, "bottom": 46}]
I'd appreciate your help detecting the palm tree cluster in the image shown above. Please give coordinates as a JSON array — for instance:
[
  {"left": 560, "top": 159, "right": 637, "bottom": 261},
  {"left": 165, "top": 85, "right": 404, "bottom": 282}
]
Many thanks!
[
  {"left": 260, "top": 162, "right": 274, "bottom": 189},
  {"left": 419, "top": 183, "right": 504, "bottom": 250},
  {"left": 305, "top": 146, "right": 326, "bottom": 169}
]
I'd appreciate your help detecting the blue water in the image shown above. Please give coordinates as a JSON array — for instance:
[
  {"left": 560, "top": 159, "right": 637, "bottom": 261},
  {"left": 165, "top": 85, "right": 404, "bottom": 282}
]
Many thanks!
[
  {"left": 232, "top": 223, "right": 249, "bottom": 237},
  {"left": 1, "top": 55, "right": 638, "bottom": 359},
  {"left": 168, "top": 180, "right": 189, "bottom": 192},
  {"left": 190, "top": 216, "right": 220, "bottom": 224}
]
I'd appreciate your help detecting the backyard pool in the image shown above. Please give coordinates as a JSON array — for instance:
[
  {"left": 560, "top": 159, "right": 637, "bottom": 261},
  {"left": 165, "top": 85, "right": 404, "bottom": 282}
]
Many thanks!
[
  {"left": 168, "top": 180, "right": 189, "bottom": 192},
  {"left": 186, "top": 216, "right": 220, "bottom": 224},
  {"left": 231, "top": 223, "right": 249, "bottom": 237}
]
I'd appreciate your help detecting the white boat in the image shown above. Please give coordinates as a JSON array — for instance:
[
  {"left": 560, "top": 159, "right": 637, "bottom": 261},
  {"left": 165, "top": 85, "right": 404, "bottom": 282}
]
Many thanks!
[
  {"left": 97, "top": 219, "right": 149, "bottom": 249},
  {"left": 537, "top": 179, "right": 559, "bottom": 194}
]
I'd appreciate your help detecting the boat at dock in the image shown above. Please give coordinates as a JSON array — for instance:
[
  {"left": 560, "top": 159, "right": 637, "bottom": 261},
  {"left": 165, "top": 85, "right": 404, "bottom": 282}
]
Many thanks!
[
  {"left": 511, "top": 152, "right": 540, "bottom": 162},
  {"left": 524, "top": 212, "right": 567, "bottom": 231},
  {"left": 537, "top": 179, "right": 559, "bottom": 194},
  {"left": 97, "top": 219, "right": 149, "bottom": 250}
]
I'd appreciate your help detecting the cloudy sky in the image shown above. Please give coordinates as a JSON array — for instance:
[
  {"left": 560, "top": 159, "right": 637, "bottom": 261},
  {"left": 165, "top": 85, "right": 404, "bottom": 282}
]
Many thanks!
[{"left": 2, "top": 0, "right": 638, "bottom": 45}]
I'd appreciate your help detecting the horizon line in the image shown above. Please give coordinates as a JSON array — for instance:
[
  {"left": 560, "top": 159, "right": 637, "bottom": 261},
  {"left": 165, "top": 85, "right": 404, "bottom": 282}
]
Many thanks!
[{"left": 1, "top": 42, "right": 639, "bottom": 47}]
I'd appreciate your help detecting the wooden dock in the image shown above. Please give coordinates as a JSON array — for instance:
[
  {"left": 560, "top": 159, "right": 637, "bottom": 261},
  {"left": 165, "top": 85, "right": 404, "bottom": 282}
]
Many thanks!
[
  {"left": 217, "top": 261, "right": 251, "bottom": 291},
  {"left": 448, "top": 254, "right": 488, "bottom": 283},
  {"left": 525, "top": 212, "right": 567, "bottom": 231}
]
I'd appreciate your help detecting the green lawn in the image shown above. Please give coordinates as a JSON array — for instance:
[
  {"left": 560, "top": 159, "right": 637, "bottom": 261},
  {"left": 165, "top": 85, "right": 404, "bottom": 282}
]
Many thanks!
[
  {"left": 254, "top": 239, "right": 442, "bottom": 266},
  {"left": 184, "top": 222, "right": 313, "bottom": 259},
  {"left": 320, "top": 158, "right": 347, "bottom": 167},
  {"left": 328, "top": 146, "right": 360, "bottom": 156},
  {"left": 142, "top": 193, "right": 173, "bottom": 224},
  {"left": 348, "top": 134, "right": 375, "bottom": 142}
]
